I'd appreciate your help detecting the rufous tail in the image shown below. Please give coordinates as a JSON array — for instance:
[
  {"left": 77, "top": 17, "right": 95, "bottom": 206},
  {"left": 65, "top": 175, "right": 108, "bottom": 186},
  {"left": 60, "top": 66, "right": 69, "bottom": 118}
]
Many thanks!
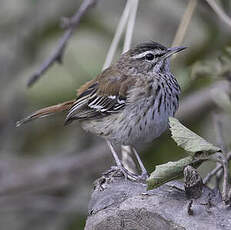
[{"left": 16, "top": 99, "right": 75, "bottom": 127}]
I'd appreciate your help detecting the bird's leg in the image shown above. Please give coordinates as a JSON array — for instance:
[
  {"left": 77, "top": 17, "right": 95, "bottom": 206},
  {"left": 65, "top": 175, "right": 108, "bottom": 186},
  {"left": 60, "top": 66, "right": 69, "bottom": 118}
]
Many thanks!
[
  {"left": 106, "top": 140, "right": 137, "bottom": 180},
  {"left": 131, "top": 147, "right": 149, "bottom": 180},
  {"left": 121, "top": 145, "right": 138, "bottom": 174}
]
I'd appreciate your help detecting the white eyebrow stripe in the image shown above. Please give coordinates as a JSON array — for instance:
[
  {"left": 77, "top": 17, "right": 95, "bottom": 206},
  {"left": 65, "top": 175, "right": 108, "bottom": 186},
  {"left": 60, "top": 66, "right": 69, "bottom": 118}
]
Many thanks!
[{"left": 132, "top": 50, "right": 155, "bottom": 59}]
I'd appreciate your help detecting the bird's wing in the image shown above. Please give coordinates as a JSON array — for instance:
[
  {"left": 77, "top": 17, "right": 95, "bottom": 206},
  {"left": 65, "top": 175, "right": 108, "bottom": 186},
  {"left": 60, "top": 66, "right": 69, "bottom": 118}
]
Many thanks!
[{"left": 65, "top": 68, "right": 135, "bottom": 124}]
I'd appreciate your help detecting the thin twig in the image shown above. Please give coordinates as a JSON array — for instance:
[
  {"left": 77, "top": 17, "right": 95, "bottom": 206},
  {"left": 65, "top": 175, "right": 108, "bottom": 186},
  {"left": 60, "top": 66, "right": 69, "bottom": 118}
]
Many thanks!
[
  {"left": 211, "top": 112, "right": 230, "bottom": 202},
  {"left": 171, "top": 0, "right": 198, "bottom": 48},
  {"left": 102, "top": 0, "right": 131, "bottom": 70},
  {"left": 220, "top": 153, "right": 230, "bottom": 202},
  {"left": 212, "top": 113, "right": 228, "bottom": 153},
  {"left": 212, "top": 112, "right": 227, "bottom": 189},
  {"left": 203, "top": 164, "right": 221, "bottom": 185},
  {"left": 228, "top": 188, "right": 231, "bottom": 203},
  {"left": 203, "top": 152, "right": 231, "bottom": 184},
  {"left": 205, "top": 0, "right": 231, "bottom": 27},
  {"left": 27, "top": 0, "right": 100, "bottom": 87},
  {"left": 215, "top": 166, "right": 223, "bottom": 189},
  {"left": 123, "top": 0, "right": 139, "bottom": 52}
]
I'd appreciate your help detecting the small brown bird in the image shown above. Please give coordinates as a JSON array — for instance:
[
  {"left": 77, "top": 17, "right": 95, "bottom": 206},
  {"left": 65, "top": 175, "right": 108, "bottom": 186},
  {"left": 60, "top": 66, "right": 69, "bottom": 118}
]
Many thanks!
[{"left": 17, "top": 41, "right": 185, "bottom": 181}]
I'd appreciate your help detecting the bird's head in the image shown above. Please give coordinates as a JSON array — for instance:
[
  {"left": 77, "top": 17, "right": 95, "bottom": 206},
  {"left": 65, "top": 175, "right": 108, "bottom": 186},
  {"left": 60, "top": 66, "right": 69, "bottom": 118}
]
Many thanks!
[{"left": 117, "top": 41, "right": 186, "bottom": 75}]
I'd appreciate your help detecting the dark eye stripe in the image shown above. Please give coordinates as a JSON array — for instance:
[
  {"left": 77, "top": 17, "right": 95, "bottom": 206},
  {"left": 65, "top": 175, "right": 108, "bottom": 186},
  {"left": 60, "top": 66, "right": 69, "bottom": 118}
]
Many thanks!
[{"left": 154, "top": 53, "right": 163, "bottom": 58}]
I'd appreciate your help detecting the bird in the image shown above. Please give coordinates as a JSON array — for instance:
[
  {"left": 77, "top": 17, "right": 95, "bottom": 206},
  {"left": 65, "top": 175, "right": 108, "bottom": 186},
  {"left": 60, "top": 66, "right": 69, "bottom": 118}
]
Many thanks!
[{"left": 16, "top": 41, "right": 186, "bottom": 181}]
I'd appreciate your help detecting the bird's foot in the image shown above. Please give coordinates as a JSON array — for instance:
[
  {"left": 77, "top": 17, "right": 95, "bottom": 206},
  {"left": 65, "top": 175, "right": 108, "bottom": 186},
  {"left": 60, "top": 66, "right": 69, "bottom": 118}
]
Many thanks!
[
  {"left": 106, "top": 165, "right": 136, "bottom": 181},
  {"left": 103, "top": 166, "right": 125, "bottom": 178},
  {"left": 130, "top": 172, "right": 149, "bottom": 184},
  {"left": 139, "top": 172, "right": 150, "bottom": 181},
  {"left": 105, "top": 166, "right": 149, "bottom": 183}
]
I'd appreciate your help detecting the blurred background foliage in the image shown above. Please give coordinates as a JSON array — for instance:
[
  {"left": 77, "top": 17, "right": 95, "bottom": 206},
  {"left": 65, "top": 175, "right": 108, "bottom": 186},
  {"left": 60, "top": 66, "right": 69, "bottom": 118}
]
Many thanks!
[{"left": 0, "top": 0, "right": 231, "bottom": 229}]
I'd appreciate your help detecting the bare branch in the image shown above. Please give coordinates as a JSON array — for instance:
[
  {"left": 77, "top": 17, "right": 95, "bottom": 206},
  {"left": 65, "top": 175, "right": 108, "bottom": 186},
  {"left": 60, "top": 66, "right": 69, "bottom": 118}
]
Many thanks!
[
  {"left": 205, "top": 0, "right": 231, "bottom": 27},
  {"left": 215, "top": 167, "right": 223, "bottom": 189},
  {"left": 212, "top": 113, "right": 225, "bottom": 189},
  {"left": 27, "top": 0, "right": 100, "bottom": 87},
  {"left": 222, "top": 156, "right": 230, "bottom": 202},
  {"left": 171, "top": 0, "right": 198, "bottom": 48},
  {"left": 214, "top": 152, "right": 230, "bottom": 202},
  {"left": 103, "top": 0, "right": 139, "bottom": 69},
  {"left": 212, "top": 112, "right": 228, "bottom": 153},
  {"left": 102, "top": 0, "right": 131, "bottom": 70},
  {"left": 206, "top": 107, "right": 231, "bottom": 202},
  {"left": 229, "top": 188, "right": 231, "bottom": 202},
  {"left": 123, "top": 0, "right": 139, "bottom": 52},
  {"left": 203, "top": 152, "right": 231, "bottom": 185}
]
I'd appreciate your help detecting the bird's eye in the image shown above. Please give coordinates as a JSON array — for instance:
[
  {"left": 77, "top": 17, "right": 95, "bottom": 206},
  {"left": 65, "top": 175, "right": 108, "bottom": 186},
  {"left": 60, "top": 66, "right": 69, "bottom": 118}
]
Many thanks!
[{"left": 145, "top": 53, "right": 154, "bottom": 61}]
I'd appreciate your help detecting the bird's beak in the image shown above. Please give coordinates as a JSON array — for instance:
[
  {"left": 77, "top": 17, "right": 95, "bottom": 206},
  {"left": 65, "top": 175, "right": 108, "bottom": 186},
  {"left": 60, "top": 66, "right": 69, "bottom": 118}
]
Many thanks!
[{"left": 162, "top": 46, "right": 187, "bottom": 59}]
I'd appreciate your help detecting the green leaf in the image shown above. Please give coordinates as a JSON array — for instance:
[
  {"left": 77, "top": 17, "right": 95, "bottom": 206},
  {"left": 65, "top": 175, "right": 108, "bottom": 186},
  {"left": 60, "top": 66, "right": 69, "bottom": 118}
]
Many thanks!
[
  {"left": 147, "top": 156, "right": 194, "bottom": 190},
  {"left": 147, "top": 118, "right": 221, "bottom": 190},
  {"left": 169, "top": 117, "right": 221, "bottom": 155}
]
